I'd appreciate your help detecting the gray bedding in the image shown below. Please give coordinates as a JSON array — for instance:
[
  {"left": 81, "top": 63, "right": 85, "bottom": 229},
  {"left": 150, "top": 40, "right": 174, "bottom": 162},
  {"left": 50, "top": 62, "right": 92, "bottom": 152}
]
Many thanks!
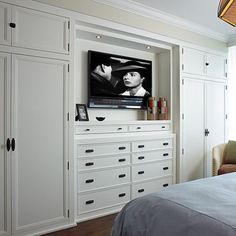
[{"left": 112, "top": 173, "right": 236, "bottom": 236}]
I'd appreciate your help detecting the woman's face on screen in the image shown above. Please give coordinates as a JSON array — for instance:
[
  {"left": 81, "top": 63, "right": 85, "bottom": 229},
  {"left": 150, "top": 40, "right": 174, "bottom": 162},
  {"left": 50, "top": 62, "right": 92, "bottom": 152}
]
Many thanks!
[{"left": 123, "top": 71, "right": 144, "bottom": 88}]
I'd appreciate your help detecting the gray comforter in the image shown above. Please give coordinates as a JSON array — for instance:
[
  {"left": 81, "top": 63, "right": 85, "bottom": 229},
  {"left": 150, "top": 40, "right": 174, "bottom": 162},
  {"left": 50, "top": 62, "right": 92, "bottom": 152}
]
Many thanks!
[{"left": 112, "top": 173, "right": 236, "bottom": 236}]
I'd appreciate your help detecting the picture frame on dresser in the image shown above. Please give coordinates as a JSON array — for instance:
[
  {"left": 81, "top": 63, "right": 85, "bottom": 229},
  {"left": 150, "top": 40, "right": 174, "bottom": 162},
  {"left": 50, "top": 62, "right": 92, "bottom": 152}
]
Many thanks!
[{"left": 76, "top": 104, "right": 89, "bottom": 121}]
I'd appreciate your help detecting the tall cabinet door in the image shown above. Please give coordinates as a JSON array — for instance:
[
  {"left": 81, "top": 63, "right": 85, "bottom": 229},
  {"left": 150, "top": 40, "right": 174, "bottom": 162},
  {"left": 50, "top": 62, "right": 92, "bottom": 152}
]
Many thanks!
[
  {"left": 205, "top": 82, "right": 226, "bottom": 177},
  {"left": 181, "top": 78, "right": 205, "bottom": 182},
  {"left": 11, "top": 55, "right": 69, "bottom": 235},
  {"left": 0, "top": 53, "right": 11, "bottom": 236}
]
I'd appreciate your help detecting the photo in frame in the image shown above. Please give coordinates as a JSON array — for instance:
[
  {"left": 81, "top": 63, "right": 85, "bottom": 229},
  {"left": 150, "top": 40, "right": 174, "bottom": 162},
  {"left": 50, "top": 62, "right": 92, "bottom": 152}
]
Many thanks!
[{"left": 75, "top": 104, "right": 89, "bottom": 121}]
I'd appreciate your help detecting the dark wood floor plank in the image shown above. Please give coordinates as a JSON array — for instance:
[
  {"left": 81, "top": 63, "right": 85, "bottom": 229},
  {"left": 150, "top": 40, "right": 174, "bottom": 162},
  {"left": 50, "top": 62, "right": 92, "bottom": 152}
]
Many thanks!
[{"left": 43, "top": 214, "right": 117, "bottom": 236}]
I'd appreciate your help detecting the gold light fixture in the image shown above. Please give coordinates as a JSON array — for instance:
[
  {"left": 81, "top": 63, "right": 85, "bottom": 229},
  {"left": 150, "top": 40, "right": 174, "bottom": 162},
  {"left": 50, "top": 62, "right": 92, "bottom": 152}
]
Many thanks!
[{"left": 218, "top": 0, "right": 236, "bottom": 26}]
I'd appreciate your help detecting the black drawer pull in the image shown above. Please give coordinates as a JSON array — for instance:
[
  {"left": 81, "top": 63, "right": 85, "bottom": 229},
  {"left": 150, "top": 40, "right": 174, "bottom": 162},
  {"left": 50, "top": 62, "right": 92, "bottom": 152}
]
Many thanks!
[
  {"left": 119, "top": 174, "right": 126, "bottom": 178},
  {"left": 6, "top": 138, "right": 11, "bottom": 152},
  {"left": 138, "top": 156, "right": 145, "bottom": 160},
  {"left": 138, "top": 145, "right": 145, "bottom": 148},
  {"left": 163, "top": 184, "right": 169, "bottom": 187},
  {"left": 161, "top": 126, "right": 166, "bottom": 129},
  {"left": 138, "top": 171, "right": 144, "bottom": 175},
  {"left": 163, "top": 167, "right": 169, "bottom": 170},
  {"left": 163, "top": 142, "right": 169, "bottom": 146},
  {"left": 118, "top": 193, "right": 126, "bottom": 197},
  {"left": 86, "top": 200, "right": 94, "bottom": 205},
  {"left": 136, "top": 127, "right": 141, "bottom": 130},
  {"left": 117, "top": 127, "right": 123, "bottom": 130},
  {"left": 119, "top": 158, "right": 126, "bottom": 162},
  {"left": 85, "top": 162, "right": 94, "bottom": 166},
  {"left": 9, "top": 23, "right": 16, "bottom": 28},
  {"left": 119, "top": 146, "right": 126, "bottom": 150},
  {"left": 85, "top": 149, "right": 94, "bottom": 153},
  {"left": 11, "top": 138, "right": 15, "bottom": 151},
  {"left": 163, "top": 153, "right": 169, "bottom": 156},
  {"left": 85, "top": 179, "right": 94, "bottom": 183},
  {"left": 85, "top": 128, "right": 90, "bottom": 131},
  {"left": 138, "top": 189, "right": 144, "bottom": 193}
]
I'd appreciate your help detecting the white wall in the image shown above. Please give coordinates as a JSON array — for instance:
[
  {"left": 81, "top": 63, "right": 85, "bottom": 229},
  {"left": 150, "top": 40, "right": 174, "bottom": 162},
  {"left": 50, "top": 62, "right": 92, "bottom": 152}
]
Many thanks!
[{"left": 34, "top": 0, "right": 227, "bottom": 52}]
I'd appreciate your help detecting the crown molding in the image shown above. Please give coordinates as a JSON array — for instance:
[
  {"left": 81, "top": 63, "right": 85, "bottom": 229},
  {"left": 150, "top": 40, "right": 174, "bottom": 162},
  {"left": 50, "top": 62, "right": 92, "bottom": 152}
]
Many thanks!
[{"left": 93, "top": 0, "right": 229, "bottom": 42}]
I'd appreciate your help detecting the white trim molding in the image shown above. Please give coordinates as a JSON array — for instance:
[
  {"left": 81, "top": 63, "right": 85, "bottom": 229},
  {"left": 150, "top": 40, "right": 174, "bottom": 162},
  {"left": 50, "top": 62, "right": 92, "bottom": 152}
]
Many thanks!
[{"left": 94, "top": 0, "right": 228, "bottom": 42}]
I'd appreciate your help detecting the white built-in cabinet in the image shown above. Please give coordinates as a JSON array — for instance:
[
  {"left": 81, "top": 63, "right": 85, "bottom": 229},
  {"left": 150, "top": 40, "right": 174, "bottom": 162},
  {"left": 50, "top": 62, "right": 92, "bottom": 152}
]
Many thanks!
[
  {"left": 0, "top": 2, "right": 70, "bottom": 54},
  {"left": 0, "top": 1, "right": 72, "bottom": 235},
  {"left": 177, "top": 46, "right": 227, "bottom": 182}
]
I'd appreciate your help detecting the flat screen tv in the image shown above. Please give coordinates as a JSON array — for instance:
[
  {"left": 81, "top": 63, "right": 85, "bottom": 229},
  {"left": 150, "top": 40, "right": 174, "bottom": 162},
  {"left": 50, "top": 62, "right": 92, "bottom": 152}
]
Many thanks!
[{"left": 88, "top": 50, "right": 152, "bottom": 109}]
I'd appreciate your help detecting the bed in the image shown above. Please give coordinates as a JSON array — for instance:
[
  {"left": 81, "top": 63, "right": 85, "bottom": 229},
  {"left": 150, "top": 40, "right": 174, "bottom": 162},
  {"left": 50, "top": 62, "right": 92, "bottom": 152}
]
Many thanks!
[{"left": 112, "top": 173, "right": 236, "bottom": 236}]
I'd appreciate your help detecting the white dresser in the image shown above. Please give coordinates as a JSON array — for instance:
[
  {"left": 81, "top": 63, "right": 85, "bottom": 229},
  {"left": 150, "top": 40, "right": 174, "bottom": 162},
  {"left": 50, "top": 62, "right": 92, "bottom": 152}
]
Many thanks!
[{"left": 75, "top": 120, "right": 176, "bottom": 222}]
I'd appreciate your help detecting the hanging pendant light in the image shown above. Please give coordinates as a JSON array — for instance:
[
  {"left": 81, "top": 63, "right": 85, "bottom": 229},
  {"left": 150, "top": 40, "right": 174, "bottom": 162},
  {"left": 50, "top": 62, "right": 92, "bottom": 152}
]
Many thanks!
[{"left": 218, "top": 0, "right": 236, "bottom": 26}]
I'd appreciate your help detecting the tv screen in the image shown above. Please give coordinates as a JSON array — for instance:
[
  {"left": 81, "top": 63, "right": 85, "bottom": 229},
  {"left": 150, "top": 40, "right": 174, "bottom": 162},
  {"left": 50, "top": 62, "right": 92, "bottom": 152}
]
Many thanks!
[{"left": 88, "top": 50, "right": 152, "bottom": 109}]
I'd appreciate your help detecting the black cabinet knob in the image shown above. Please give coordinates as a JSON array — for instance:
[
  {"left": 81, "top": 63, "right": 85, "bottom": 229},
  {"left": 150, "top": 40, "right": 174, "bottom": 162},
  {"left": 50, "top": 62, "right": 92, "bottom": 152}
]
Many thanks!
[
  {"left": 85, "top": 179, "right": 94, "bottom": 183},
  {"left": 85, "top": 162, "right": 94, "bottom": 166},
  {"left": 163, "top": 167, "right": 169, "bottom": 170},
  {"left": 9, "top": 23, "right": 16, "bottom": 28},
  {"left": 119, "top": 146, "right": 126, "bottom": 150},
  {"left": 118, "top": 158, "right": 126, "bottom": 162},
  {"left": 138, "top": 189, "right": 144, "bottom": 193},
  {"left": 118, "top": 193, "right": 126, "bottom": 197},
  {"left": 138, "top": 171, "right": 144, "bottom": 175},
  {"left": 163, "top": 153, "right": 169, "bottom": 156},
  {"left": 138, "top": 156, "right": 145, "bottom": 160},
  {"left": 6, "top": 138, "right": 11, "bottom": 152},
  {"left": 118, "top": 174, "right": 126, "bottom": 178},
  {"left": 163, "top": 183, "right": 169, "bottom": 187},
  {"left": 205, "top": 62, "right": 209, "bottom": 66},
  {"left": 86, "top": 200, "right": 94, "bottom": 205},
  {"left": 163, "top": 142, "right": 169, "bottom": 146},
  {"left": 85, "top": 149, "right": 94, "bottom": 153},
  {"left": 138, "top": 145, "right": 145, "bottom": 148}
]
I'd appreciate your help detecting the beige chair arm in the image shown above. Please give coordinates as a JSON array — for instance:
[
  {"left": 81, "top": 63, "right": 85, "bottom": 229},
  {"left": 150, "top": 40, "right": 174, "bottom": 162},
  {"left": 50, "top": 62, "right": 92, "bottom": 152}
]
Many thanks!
[{"left": 212, "top": 143, "right": 226, "bottom": 176}]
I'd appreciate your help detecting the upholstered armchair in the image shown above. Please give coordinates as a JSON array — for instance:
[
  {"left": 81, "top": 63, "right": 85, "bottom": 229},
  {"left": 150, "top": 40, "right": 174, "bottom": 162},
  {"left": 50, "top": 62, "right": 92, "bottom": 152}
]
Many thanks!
[{"left": 212, "top": 142, "right": 236, "bottom": 176}]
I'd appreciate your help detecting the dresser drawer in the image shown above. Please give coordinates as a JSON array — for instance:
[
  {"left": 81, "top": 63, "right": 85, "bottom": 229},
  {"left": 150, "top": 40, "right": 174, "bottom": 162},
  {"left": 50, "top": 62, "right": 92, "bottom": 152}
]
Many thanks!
[
  {"left": 132, "top": 138, "right": 172, "bottom": 152},
  {"left": 78, "top": 185, "right": 130, "bottom": 214},
  {"left": 129, "top": 123, "right": 170, "bottom": 132},
  {"left": 132, "top": 176, "right": 172, "bottom": 199},
  {"left": 132, "top": 160, "right": 172, "bottom": 181},
  {"left": 78, "top": 155, "right": 130, "bottom": 171},
  {"left": 132, "top": 149, "right": 173, "bottom": 164},
  {"left": 75, "top": 125, "right": 128, "bottom": 134},
  {"left": 78, "top": 167, "right": 130, "bottom": 192},
  {"left": 78, "top": 142, "right": 130, "bottom": 157}
]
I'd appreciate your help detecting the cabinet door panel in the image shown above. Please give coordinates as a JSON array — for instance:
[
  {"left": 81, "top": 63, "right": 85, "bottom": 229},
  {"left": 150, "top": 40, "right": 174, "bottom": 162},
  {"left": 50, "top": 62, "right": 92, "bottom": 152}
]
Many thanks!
[
  {"left": 12, "top": 6, "right": 69, "bottom": 54},
  {"left": 0, "top": 3, "right": 11, "bottom": 46},
  {"left": 206, "top": 82, "right": 226, "bottom": 177},
  {"left": 11, "top": 55, "right": 68, "bottom": 234},
  {"left": 182, "top": 79, "right": 205, "bottom": 182},
  {"left": 0, "top": 53, "right": 11, "bottom": 236},
  {"left": 182, "top": 47, "right": 205, "bottom": 75},
  {"left": 206, "top": 54, "right": 226, "bottom": 79}
]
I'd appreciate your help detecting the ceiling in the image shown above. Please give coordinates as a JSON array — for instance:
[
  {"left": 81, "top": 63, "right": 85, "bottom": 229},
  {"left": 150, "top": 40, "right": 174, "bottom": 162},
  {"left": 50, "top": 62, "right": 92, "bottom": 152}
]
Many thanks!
[{"left": 96, "top": 0, "right": 236, "bottom": 43}]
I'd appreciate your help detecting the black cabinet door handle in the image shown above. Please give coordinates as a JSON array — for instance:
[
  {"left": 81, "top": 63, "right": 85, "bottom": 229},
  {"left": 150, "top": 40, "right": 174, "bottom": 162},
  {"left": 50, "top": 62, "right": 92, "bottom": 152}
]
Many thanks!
[
  {"left": 85, "top": 149, "right": 94, "bottom": 153},
  {"left": 85, "top": 162, "right": 94, "bottom": 166},
  {"left": 163, "top": 153, "right": 169, "bottom": 156},
  {"left": 138, "top": 171, "right": 144, "bottom": 175},
  {"left": 6, "top": 138, "right": 11, "bottom": 152},
  {"left": 163, "top": 167, "right": 169, "bottom": 170},
  {"left": 85, "top": 179, "right": 94, "bottom": 183},
  {"left": 9, "top": 23, "right": 16, "bottom": 28},
  {"left": 163, "top": 184, "right": 169, "bottom": 187},
  {"left": 163, "top": 142, "right": 169, "bottom": 146},
  {"left": 86, "top": 200, "right": 94, "bottom": 205},
  {"left": 161, "top": 126, "right": 166, "bottom": 129},
  {"left": 138, "top": 145, "right": 144, "bottom": 148},
  {"left": 118, "top": 158, "right": 126, "bottom": 162},
  {"left": 117, "top": 127, "right": 122, "bottom": 130},
  {"left": 138, "top": 156, "right": 145, "bottom": 160},
  {"left": 118, "top": 174, "right": 126, "bottom": 178},
  {"left": 138, "top": 189, "right": 144, "bottom": 193},
  {"left": 85, "top": 128, "right": 90, "bottom": 131},
  {"left": 119, "top": 146, "right": 126, "bottom": 150},
  {"left": 136, "top": 127, "right": 141, "bottom": 130},
  {"left": 205, "top": 62, "right": 209, "bottom": 66},
  {"left": 118, "top": 193, "right": 126, "bottom": 197},
  {"left": 11, "top": 138, "right": 15, "bottom": 151}
]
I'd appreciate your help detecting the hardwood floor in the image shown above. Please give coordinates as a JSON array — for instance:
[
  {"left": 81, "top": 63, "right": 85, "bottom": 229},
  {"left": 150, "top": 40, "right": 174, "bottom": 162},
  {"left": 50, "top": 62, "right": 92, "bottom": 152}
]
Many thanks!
[{"left": 43, "top": 214, "right": 117, "bottom": 236}]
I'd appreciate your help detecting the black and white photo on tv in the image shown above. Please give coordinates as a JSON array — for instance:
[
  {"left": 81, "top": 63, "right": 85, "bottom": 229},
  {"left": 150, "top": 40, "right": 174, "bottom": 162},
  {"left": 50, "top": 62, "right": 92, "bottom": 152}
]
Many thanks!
[{"left": 89, "top": 51, "right": 152, "bottom": 99}]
